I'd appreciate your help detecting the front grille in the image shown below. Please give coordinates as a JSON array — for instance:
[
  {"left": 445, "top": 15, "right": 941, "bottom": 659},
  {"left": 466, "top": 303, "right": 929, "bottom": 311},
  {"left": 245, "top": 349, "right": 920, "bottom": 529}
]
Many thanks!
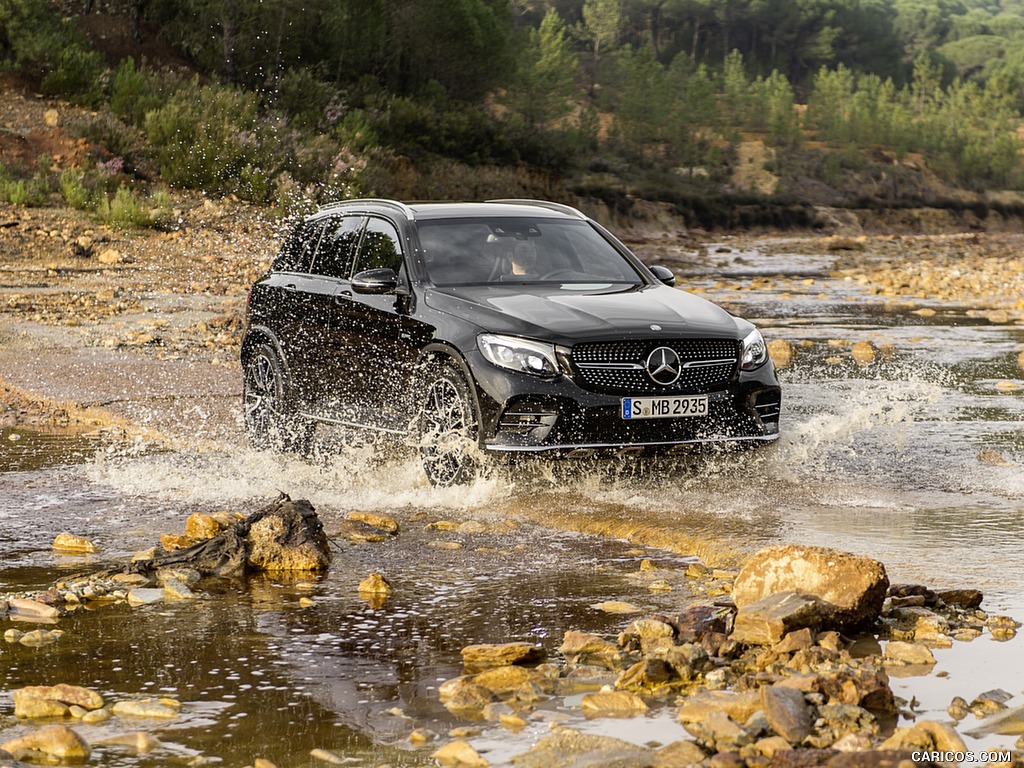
[{"left": 571, "top": 339, "right": 739, "bottom": 395}]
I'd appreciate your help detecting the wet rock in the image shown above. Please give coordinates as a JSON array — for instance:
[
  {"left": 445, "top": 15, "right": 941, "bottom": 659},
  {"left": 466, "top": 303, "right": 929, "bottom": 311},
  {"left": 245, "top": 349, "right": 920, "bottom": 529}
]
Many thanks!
[
  {"left": 592, "top": 600, "right": 642, "bottom": 614},
  {"left": 184, "top": 513, "right": 223, "bottom": 541},
  {"left": 52, "top": 533, "right": 98, "bottom": 553},
  {"left": 17, "top": 628, "right": 63, "bottom": 647},
  {"left": 676, "top": 604, "right": 733, "bottom": 641},
  {"left": 358, "top": 572, "right": 393, "bottom": 596},
  {"left": 970, "top": 688, "right": 1012, "bottom": 716},
  {"left": 683, "top": 710, "right": 753, "bottom": 752},
  {"left": 14, "top": 684, "right": 104, "bottom": 715},
  {"left": 809, "top": 703, "right": 879, "bottom": 748},
  {"left": 664, "top": 643, "right": 712, "bottom": 681},
  {"left": 614, "top": 659, "right": 674, "bottom": 690},
  {"left": 246, "top": 499, "right": 331, "bottom": 571},
  {"left": 761, "top": 684, "right": 814, "bottom": 744},
  {"left": 338, "top": 519, "right": 391, "bottom": 542},
  {"left": 947, "top": 696, "right": 969, "bottom": 720},
  {"left": 433, "top": 739, "right": 489, "bottom": 767},
  {"left": 559, "top": 630, "right": 621, "bottom": 665},
  {"left": 309, "top": 747, "right": 347, "bottom": 764},
  {"left": 347, "top": 510, "right": 399, "bottom": 533},
  {"left": 7, "top": 597, "right": 59, "bottom": 619},
  {"left": 440, "top": 680, "right": 494, "bottom": 717},
  {"left": 159, "top": 533, "right": 191, "bottom": 550},
  {"left": 111, "top": 699, "right": 180, "bottom": 718},
  {"left": 127, "top": 587, "right": 165, "bottom": 606},
  {"left": 472, "top": 665, "right": 549, "bottom": 698},
  {"left": 732, "top": 591, "right": 822, "bottom": 645},
  {"left": 622, "top": 617, "right": 676, "bottom": 643},
  {"left": 767, "top": 339, "right": 796, "bottom": 369},
  {"left": 581, "top": 690, "right": 649, "bottom": 717},
  {"left": 879, "top": 720, "right": 965, "bottom": 753},
  {"left": 0, "top": 725, "right": 91, "bottom": 762},
  {"left": 882, "top": 640, "right": 935, "bottom": 667},
  {"left": 732, "top": 546, "right": 889, "bottom": 631},
  {"left": 679, "top": 690, "right": 762, "bottom": 725},
  {"left": 461, "top": 642, "right": 544, "bottom": 669},
  {"left": 510, "top": 727, "right": 651, "bottom": 768},
  {"left": 851, "top": 340, "right": 876, "bottom": 365},
  {"left": 965, "top": 703, "right": 1024, "bottom": 736},
  {"left": 652, "top": 739, "right": 708, "bottom": 767}
]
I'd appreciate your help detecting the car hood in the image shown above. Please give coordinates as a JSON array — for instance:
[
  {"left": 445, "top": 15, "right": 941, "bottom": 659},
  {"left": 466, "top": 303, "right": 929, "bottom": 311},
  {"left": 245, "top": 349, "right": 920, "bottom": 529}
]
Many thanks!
[{"left": 423, "top": 283, "right": 745, "bottom": 342}]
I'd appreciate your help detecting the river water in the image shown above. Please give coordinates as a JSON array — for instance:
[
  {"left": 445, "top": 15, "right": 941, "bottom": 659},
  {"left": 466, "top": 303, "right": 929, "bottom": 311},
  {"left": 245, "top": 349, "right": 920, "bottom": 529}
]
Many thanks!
[{"left": 0, "top": 238, "right": 1022, "bottom": 766}]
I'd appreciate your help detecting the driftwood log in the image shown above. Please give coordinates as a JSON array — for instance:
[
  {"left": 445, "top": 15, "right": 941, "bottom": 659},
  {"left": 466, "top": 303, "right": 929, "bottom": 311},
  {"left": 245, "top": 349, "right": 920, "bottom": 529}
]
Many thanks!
[{"left": 118, "top": 494, "right": 332, "bottom": 579}]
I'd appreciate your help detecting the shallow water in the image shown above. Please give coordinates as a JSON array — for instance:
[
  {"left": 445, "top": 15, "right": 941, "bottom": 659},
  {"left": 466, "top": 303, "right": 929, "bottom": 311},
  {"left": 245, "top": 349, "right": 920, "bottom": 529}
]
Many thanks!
[{"left": 1, "top": 238, "right": 1022, "bottom": 765}]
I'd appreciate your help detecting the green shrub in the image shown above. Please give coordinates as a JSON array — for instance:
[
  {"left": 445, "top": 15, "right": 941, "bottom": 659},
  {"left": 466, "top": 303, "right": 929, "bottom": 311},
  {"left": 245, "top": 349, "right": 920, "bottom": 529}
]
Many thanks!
[
  {"left": 1, "top": 179, "right": 29, "bottom": 205},
  {"left": 145, "top": 80, "right": 264, "bottom": 196},
  {"left": 273, "top": 68, "right": 335, "bottom": 131},
  {"left": 41, "top": 44, "right": 106, "bottom": 107},
  {"left": 59, "top": 170, "right": 93, "bottom": 210},
  {"left": 111, "top": 58, "right": 175, "bottom": 126},
  {"left": 97, "top": 186, "right": 152, "bottom": 229}
]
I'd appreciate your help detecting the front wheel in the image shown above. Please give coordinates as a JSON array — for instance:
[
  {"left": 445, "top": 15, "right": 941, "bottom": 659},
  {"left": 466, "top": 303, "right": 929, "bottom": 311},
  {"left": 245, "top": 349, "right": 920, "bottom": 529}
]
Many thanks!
[
  {"left": 414, "top": 362, "right": 482, "bottom": 487},
  {"left": 243, "top": 343, "right": 314, "bottom": 452}
]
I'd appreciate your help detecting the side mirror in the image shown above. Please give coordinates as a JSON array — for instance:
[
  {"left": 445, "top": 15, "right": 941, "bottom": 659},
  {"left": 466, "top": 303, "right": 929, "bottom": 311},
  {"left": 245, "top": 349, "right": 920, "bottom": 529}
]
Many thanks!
[
  {"left": 352, "top": 268, "right": 399, "bottom": 294},
  {"left": 649, "top": 265, "right": 676, "bottom": 287}
]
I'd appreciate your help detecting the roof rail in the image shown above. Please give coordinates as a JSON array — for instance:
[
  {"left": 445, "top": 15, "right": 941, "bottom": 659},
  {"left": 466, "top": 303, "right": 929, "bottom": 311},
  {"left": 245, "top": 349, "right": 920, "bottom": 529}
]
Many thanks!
[
  {"left": 316, "top": 198, "right": 416, "bottom": 218},
  {"left": 485, "top": 199, "right": 587, "bottom": 220}
]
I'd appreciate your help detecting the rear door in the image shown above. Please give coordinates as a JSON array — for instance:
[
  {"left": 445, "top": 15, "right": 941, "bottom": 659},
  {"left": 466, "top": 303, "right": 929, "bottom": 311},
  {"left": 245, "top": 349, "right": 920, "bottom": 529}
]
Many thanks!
[
  {"left": 298, "top": 214, "right": 367, "bottom": 410},
  {"left": 260, "top": 216, "right": 328, "bottom": 397}
]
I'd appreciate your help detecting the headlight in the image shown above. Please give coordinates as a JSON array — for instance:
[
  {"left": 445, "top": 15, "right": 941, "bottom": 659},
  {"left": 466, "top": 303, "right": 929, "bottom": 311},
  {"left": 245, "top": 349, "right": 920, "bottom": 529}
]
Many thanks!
[
  {"left": 478, "top": 334, "right": 560, "bottom": 378},
  {"left": 740, "top": 328, "right": 768, "bottom": 370}
]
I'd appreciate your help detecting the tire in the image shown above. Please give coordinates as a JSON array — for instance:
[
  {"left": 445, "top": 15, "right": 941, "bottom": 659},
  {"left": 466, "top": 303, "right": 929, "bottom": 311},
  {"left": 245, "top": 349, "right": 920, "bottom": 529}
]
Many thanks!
[
  {"left": 243, "top": 343, "right": 314, "bottom": 453},
  {"left": 415, "top": 361, "right": 482, "bottom": 487}
]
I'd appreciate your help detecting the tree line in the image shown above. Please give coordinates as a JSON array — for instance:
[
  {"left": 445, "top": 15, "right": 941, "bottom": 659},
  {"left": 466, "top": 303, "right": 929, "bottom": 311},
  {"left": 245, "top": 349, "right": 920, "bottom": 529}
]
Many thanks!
[{"left": 1, "top": 0, "right": 1022, "bottom": 219}]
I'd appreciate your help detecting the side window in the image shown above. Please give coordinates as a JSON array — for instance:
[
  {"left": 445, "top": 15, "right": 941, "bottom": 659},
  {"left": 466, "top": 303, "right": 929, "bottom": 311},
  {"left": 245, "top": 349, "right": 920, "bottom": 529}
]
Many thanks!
[
  {"left": 353, "top": 217, "right": 403, "bottom": 274},
  {"left": 311, "top": 215, "right": 365, "bottom": 278},
  {"left": 273, "top": 218, "right": 326, "bottom": 273}
]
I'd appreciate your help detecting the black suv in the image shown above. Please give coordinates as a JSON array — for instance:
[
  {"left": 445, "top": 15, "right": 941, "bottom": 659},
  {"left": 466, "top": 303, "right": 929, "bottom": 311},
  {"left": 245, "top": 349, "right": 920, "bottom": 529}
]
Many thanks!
[{"left": 242, "top": 199, "right": 781, "bottom": 485}]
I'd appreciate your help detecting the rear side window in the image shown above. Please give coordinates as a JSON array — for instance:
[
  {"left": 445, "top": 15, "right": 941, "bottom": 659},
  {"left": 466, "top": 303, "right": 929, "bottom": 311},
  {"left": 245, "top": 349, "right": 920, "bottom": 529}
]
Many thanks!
[
  {"left": 353, "top": 217, "right": 403, "bottom": 274},
  {"left": 311, "top": 215, "right": 365, "bottom": 278},
  {"left": 273, "top": 218, "right": 327, "bottom": 273}
]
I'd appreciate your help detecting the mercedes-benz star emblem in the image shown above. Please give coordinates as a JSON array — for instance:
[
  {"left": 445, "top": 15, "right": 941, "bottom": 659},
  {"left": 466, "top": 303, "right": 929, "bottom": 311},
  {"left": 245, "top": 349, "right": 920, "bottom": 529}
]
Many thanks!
[{"left": 645, "top": 346, "right": 681, "bottom": 385}]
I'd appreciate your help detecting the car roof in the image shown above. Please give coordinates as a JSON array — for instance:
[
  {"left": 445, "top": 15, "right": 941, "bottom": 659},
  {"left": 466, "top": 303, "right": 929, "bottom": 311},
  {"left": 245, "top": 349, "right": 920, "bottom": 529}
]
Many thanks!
[{"left": 313, "top": 198, "right": 588, "bottom": 222}]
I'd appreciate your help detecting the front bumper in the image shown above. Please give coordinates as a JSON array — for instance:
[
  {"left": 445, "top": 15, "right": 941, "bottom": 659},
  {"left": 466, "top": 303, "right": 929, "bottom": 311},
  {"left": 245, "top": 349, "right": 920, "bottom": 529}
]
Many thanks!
[{"left": 466, "top": 351, "right": 781, "bottom": 455}]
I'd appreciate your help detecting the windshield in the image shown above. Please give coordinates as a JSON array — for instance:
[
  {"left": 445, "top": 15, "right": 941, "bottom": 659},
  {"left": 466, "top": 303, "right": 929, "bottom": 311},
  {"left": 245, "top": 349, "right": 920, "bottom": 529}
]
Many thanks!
[{"left": 417, "top": 217, "right": 645, "bottom": 287}]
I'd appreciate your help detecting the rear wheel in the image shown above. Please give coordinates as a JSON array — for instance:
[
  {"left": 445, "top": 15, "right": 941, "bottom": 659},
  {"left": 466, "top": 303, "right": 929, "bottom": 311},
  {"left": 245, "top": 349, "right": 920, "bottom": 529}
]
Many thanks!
[
  {"left": 415, "top": 362, "right": 482, "bottom": 487},
  {"left": 243, "top": 343, "right": 314, "bottom": 452}
]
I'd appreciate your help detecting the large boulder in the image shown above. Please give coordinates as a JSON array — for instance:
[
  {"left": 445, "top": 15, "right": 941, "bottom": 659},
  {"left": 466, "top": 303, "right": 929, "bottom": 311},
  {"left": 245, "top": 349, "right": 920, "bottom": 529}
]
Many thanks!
[{"left": 732, "top": 546, "right": 888, "bottom": 631}]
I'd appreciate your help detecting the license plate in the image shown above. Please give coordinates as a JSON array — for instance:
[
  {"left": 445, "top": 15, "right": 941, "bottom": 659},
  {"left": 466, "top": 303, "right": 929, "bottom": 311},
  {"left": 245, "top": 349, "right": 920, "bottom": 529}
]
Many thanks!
[{"left": 621, "top": 395, "right": 708, "bottom": 419}]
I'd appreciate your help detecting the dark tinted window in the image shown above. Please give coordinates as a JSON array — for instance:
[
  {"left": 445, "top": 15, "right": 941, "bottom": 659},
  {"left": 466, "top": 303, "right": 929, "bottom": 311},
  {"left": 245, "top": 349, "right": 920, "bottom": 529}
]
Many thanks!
[
  {"left": 273, "top": 218, "right": 327, "bottom": 273},
  {"left": 353, "top": 217, "right": 403, "bottom": 274},
  {"left": 311, "top": 215, "right": 365, "bottom": 278}
]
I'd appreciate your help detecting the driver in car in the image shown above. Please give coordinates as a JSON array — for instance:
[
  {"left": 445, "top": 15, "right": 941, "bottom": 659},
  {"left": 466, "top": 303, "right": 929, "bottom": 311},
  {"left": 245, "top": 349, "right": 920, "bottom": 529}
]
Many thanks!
[{"left": 507, "top": 240, "right": 538, "bottom": 278}]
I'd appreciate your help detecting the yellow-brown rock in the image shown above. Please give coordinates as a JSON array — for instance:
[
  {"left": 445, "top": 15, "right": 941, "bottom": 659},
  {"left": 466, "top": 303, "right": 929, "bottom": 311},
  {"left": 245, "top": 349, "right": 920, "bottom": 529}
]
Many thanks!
[
  {"left": 433, "top": 739, "right": 489, "bottom": 767},
  {"left": 184, "top": 512, "right": 222, "bottom": 541},
  {"left": 767, "top": 339, "right": 796, "bottom": 369},
  {"left": 1, "top": 725, "right": 91, "bottom": 762},
  {"left": 851, "top": 340, "right": 876, "bottom": 365},
  {"left": 52, "top": 533, "right": 98, "bottom": 553}
]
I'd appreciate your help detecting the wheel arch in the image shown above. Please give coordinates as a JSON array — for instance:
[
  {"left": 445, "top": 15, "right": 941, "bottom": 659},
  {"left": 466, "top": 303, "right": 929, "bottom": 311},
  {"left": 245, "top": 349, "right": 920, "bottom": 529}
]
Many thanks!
[
  {"left": 415, "top": 342, "right": 484, "bottom": 443},
  {"left": 241, "top": 328, "right": 292, "bottom": 379}
]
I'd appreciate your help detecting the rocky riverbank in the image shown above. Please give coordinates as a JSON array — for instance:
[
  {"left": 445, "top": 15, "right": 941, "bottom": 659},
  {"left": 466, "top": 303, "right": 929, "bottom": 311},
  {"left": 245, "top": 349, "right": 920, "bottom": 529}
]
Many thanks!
[{"left": 2, "top": 497, "right": 1023, "bottom": 767}]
